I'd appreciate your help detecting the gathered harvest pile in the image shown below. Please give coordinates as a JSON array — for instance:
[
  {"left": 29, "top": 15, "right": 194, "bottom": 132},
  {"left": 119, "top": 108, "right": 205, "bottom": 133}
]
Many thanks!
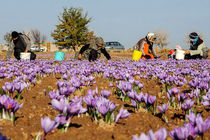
[{"left": 0, "top": 58, "right": 209, "bottom": 140}]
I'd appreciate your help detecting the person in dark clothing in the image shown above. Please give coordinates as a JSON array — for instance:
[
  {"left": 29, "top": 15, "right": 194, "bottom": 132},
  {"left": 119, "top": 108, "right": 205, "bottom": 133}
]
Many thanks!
[
  {"left": 5, "top": 31, "right": 36, "bottom": 60},
  {"left": 184, "top": 32, "right": 208, "bottom": 59},
  {"left": 76, "top": 37, "right": 111, "bottom": 61}
]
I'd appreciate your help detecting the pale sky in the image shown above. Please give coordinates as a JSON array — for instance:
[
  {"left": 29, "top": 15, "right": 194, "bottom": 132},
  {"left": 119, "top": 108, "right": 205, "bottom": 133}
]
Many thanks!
[{"left": 0, "top": 0, "right": 209, "bottom": 49}]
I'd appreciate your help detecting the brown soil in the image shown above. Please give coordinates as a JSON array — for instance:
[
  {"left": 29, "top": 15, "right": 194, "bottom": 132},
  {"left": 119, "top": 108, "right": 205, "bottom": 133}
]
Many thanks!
[{"left": 0, "top": 51, "right": 209, "bottom": 140}]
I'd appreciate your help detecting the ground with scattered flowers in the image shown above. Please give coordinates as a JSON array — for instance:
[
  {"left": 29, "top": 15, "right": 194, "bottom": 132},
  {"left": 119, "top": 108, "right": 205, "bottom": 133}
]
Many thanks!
[{"left": 0, "top": 51, "right": 209, "bottom": 140}]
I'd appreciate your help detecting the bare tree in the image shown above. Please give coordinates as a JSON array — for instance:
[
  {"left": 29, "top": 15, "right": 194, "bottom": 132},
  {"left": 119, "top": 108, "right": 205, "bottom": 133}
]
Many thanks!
[
  {"left": 22, "top": 30, "right": 32, "bottom": 40},
  {"left": 3, "top": 31, "right": 12, "bottom": 45},
  {"left": 154, "top": 30, "right": 170, "bottom": 49},
  {"left": 30, "top": 29, "right": 41, "bottom": 46},
  {"left": 41, "top": 35, "right": 47, "bottom": 43}
]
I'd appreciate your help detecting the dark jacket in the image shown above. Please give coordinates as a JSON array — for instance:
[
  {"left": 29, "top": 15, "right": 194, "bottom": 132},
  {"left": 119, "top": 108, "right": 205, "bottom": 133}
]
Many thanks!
[{"left": 6, "top": 34, "right": 31, "bottom": 59}]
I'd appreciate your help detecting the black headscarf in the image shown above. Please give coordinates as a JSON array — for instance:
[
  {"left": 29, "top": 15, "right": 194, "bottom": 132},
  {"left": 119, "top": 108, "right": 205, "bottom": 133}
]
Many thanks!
[{"left": 11, "top": 31, "right": 19, "bottom": 39}]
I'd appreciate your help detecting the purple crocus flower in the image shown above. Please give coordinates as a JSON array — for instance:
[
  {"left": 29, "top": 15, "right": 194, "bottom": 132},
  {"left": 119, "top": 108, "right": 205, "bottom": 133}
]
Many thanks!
[
  {"left": 131, "top": 100, "right": 137, "bottom": 108},
  {"left": 157, "top": 104, "right": 168, "bottom": 114},
  {"left": 133, "top": 128, "right": 167, "bottom": 140},
  {"left": 109, "top": 83, "right": 114, "bottom": 87},
  {"left": 91, "top": 97, "right": 97, "bottom": 108},
  {"left": 134, "top": 80, "right": 140, "bottom": 86},
  {"left": 14, "top": 82, "right": 25, "bottom": 93},
  {"left": 0, "top": 73, "right": 5, "bottom": 79},
  {"left": 125, "top": 73, "right": 131, "bottom": 79},
  {"left": 181, "top": 99, "right": 194, "bottom": 111},
  {"left": 54, "top": 114, "right": 68, "bottom": 125},
  {"left": 115, "top": 107, "right": 130, "bottom": 122},
  {"left": 72, "top": 81, "right": 81, "bottom": 89},
  {"left": 67, "top": 101, "right": 87, "bottom": 116},
  {"left": 178, "top": 93, "right": 187, "bottom": 102},
  {"left": 143, "top": 93, "right": 149, "bottom": 104},
  {"left": 101, "top": 90, "right": 111, "bottom": 98},
  {"left": 134, "top": 92, "right": 143, "bottom": 102},
  {"left": 67, "top": 87, "right": 76, "bottom": 94},
  {"left": 109, "top": 101, "right": 116, "bottom": 112},
  {"left": 12, "top": 102, "right": 23, "bottom": 112},
  {"left": 185, "top": 123, "right": 197, "bottom": 139},
  {"left": 128, "top": 90, "right": 136, "bottom": 100},
  {"left": 167, "top": 92, "right": 171, "bottom": 100},
  {"left": 78, "top": 106, "right": 88, "bottom": 114},
  {"left": 67, "top": 102, "right": 81, "bottom": 115},
  {"left": 96, "top": 102, "right": 109, "bottom": 115},
  {"left": 83, "top": 94, "right": 94, "bottom": 106},
  {"left": 48, "top": 90, "right": 64, "bottom": 100},
  {"left": 59, "top": 87, "right": 69, "bottom": 96},
  {"left": 186, "top": 111, "right": 196, "bottom": 126},
  {"left": 95, "top": 97, "right": 110, "bottom": 115},
  {"left": 188, "top": 92, "right": 195, "bottom": 99},
  {"left": 2, "top": 96, "right": 23, "bottom": 112},
  {"left": 148, "top": 130, "right": 164, "bottom": 140},
  {"left": 71, "top": 96, "right": 83, "bottom": 103},
  {"left": 168, "top": 87, "right": 180, "bottom": 96},
  {"left": 0, "top": 95, "right": 9, "bottom": 105},
  {"left": 41, "top": 116, "right": 59, "bottom": 135},
  {"left": 88, "top": 76, "right": 95, "bottom": 81},
  {"left": 62, "top": 74, "right": 68, "bottom": 80},
  {"left": 194, "top": 88, "right": 200, "bottom": 99},
  {"left": 57, "top": 81, "right": 65, "bottom": 89},
  {"left": 169, "top": 126, "right": 189, "bottom": 140},
  {"left": 154, "top": 128, "right": 167, "bottom": 140},
  {"left": 129, "top": 78, "right": 135, "bottom": 84},
  {"left": 86, "top": 89, "right": 96, "bottom": 96},
  {"left": 195, "top": 114, "right": 210, "bottom": 135},
  {"left": 138, "top": 83, "right": 144, "bottom": 89},
  {"left": 147, "top": 95, "right": 156, "bottom": 105},
  {"left": 117, "top": 81, "right": 124, "bottom": 90},
  {"left": 51, "top": 98, "right": 68, "bottom": 113},
  {"left": 133, "top": 133, "right": 149, "bottom": 140},
  {"left": 2, "top": 82, "right": 14, "bottom": 93},
  {"left": 123, "top": 82, "right": 133, "bottom": 92},
  {"left": 3, "top": 98, "right": 15, "bottom": 110},
  {"left": 201, "top": 93, "right": 210, "bottom": 107}
]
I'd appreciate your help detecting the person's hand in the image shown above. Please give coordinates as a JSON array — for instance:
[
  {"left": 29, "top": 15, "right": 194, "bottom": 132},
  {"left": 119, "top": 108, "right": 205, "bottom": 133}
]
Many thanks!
[
  {"left": 185, "top": 50, "right": 190, "bottom": 54},
  {"left": 24, "top": 50, "right": 28, "bottom": 53},
  {"left": 78, "top": 54, "right": 82, "bottom": 59}
]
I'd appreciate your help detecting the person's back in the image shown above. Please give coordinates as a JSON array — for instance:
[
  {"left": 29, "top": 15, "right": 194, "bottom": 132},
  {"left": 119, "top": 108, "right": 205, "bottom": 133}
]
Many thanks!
[{"left": 76, "top": 37, "right": 111, "bottom": 61}]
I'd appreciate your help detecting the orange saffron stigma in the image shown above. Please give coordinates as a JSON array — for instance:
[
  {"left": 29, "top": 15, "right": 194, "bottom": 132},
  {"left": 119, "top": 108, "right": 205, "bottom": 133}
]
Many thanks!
[{"left": 8, "top": 104, "right": 12, "bottom": 109}]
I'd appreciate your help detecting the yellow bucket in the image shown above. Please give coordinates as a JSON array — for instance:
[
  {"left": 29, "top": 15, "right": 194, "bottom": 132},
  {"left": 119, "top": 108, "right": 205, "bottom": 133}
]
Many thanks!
[{"left": 132, "top": 50, "right": 143, "bottom": 61}]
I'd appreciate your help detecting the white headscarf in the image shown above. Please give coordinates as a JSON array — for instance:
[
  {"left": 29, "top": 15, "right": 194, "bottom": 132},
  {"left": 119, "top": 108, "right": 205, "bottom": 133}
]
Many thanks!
[{"left": 147, "top": 32, "right": 155, "bottom": 40}]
